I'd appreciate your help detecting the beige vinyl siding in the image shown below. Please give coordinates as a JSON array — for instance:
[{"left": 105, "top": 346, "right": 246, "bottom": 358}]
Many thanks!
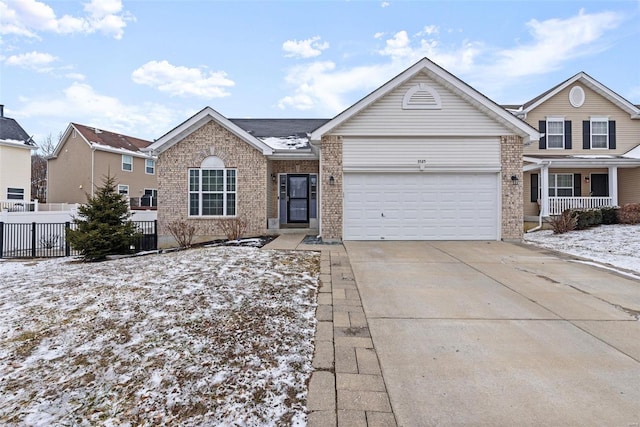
[
  {"left": 93, "top": 151, "right": 157, "bottom": 201},
  {"left": 618, "top": 167, "right": 640, "bottom": 205},
  {"left": 524, "top": 84, "right": 640, "bottom": 156},
  {"left": 331, "top": 72, "right": 513, "bottom": 137},
  {"left": 47, "top": 136, "right": 93, "bottom": 203},
  {"left": 343, "top": 137, "right": 500, "bottom": 170},
  {"left": 0, "top": 144, "right": 32, "bottom": 201}
]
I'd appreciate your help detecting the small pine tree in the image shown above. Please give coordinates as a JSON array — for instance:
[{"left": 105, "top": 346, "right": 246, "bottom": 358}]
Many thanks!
[{"left": 66, "top": 174, "right": 140, "bottom": 261}]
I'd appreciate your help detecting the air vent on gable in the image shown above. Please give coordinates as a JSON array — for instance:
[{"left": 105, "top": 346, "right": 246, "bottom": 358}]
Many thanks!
[
  {"left": 402, "top": 83, "right": 442, "bottom": 110},
  {"left": 569, "top": 86, "right": 585, "bottom": 108}
]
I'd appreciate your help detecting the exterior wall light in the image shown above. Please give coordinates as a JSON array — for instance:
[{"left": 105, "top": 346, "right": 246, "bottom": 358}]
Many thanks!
[
  {"left": 271, "top": 173, "right": 277, "bottom": 183},
  {"left": 511, "top": 175, "right": 519, "bottom": 185},
  {"left": 329, "top": 176, "right": 335, "bottom": 185}
]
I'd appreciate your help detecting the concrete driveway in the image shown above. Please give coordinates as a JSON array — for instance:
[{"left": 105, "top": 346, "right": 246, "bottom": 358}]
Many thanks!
[{"left": 344, "top": 241, "right": 640, "bottom": 426}]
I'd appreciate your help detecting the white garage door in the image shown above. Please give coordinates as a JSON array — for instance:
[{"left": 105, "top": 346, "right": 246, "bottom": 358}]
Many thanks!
[{"left": 343, "top": 173, "right": 499, "bottom": 240}]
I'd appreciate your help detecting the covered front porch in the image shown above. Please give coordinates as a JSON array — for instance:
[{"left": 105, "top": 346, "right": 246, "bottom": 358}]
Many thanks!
[{"left": 524, "top": 156, "right": 640, "bottom": 218}]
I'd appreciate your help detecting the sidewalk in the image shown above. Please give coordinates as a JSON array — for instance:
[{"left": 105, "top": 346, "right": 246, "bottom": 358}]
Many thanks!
[{"left": 263, "top": 234, "right": 397, "bottom": 426}]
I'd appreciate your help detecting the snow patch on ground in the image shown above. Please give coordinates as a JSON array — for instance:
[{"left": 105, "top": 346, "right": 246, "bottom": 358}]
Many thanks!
[
  {"left": 524, "top": 224, "right": 640, "bottom": 275},
  {"left": 0, "top": 247, "right": 319, "bottom": 426}
]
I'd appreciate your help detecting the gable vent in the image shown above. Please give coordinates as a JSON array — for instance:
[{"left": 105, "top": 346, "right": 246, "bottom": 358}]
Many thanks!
[
  {"left": 569, "top": 85, "right": 585, "bottom": 108},
  {"left": 402, "top": 83, "right": 442, "bottom": 110}
]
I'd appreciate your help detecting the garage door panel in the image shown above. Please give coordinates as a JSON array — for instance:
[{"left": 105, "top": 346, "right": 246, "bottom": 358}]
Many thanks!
[{"left": 343, "top": 173, "right": 498, "bottom": 240}]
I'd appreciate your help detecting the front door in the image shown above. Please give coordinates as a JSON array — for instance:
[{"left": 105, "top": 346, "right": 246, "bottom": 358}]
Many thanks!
[
  {"left": 287, "top": 174, "right": 309, "bottom": 223},
  {"left": 591, "top": 174, "right": 609, "bottom": 196}
]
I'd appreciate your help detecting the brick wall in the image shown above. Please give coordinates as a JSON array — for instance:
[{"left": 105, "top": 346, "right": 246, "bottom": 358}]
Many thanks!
[
  {"left": 320, "top": 135, "right": 343, "bottom": 241},
  {"left": 267, "top": 160, "right": 319, "bottom": 217},
  {"left": 501, "top": 135, "right": 524, "bottom": 240},
  {"left": 157, "top": 120, "right": 268, "bottom": 247}
]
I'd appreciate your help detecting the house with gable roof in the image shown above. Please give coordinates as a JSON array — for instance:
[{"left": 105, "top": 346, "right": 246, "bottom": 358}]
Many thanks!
[
  {"left": 147, "top": 58, "right": 540, "bottom": 247},
  {"left": 47, "top": 123, "right": 158, "bottom": 207},
  {"left": 506, "top": 72, "right": 640, "bottom": 220},
  {"left": 0, "top": 105, "right": 37, "bottom": 207}
]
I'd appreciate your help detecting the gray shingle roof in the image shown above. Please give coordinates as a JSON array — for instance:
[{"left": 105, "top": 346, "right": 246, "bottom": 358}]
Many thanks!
[
  {"left": 229, "top": 118, "right": 330, "bottom": 138},
  {"left": 0, "top": 115, "right": 34, "bottom": 146}
]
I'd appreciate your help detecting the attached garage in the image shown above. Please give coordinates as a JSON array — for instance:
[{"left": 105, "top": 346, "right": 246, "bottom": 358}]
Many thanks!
[
  {"left": 343, "top": 172, "right": 499, "bottom": 240},
  {"left": 311, "top": 58, "right": 540, "bottom": 242}
]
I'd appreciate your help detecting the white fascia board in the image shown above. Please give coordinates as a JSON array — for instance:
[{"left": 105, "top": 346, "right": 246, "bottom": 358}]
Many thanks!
[
  {"left": 0, "top": 139, "right": 37, "bottom": 150},
  {"left": 90, "top": 143, "right": 156, "bottom": 159},
  {"left": 147, "top": 107, "right": 273, "bottom": 156},
  {"left": 310, "top": 57, "right": 539, "bottom": 143},
  {"left": 524, "top": 156, "right": 640, "bottom": 168},
  {"left": 524, "top": 73, "right": 640, "bottom": 118}
]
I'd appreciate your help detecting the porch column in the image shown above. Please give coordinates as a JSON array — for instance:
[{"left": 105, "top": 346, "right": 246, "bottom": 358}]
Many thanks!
[
  {"left": 540, "top": 164, "right": 550, "bottom": 216},
  {"left": 609, "top": 166, "right": 618, "bottom": 207}
]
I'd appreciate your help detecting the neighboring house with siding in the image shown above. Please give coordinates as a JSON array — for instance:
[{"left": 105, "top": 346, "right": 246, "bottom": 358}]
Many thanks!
[
  {"left": 47, "top": 123, "right": 158, "bottom": 208},
  {"left": 146, "top": 58, "right": 540, "bottom": 247},
  {"left": 506, "top": 73, "right": 640, "bottom": 220},
  {"left": 0, "top": 105, "right": 37, "bottom": 206}
]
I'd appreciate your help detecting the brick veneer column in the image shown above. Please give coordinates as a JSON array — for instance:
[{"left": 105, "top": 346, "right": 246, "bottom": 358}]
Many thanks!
[
  {"left": 321, "top": 135, "right": 343, "bottom": 241},
  {"left": 501, "top": 135, "right": 524, "bottom": 240}
]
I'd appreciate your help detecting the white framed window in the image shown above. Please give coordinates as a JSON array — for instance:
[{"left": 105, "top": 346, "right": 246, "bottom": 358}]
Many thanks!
[
  {"left": 122, "top": 154, "right": 133, "bottom": 171},
  {"left": 188, "top": 168, "right": 237, "bottom": 216},
  {"left": 145, "top": 159, "right": 155, "bottom": 175},
  {"left": 546, "top": 118, "right": 565, "bottom": 149},
  {"left": 7, "top": 187, "right": 24, "bottom": 200},
  {"left": 118, "top": 184, "right": 129, "bottom": 195},
  {"left": 591, "top": 118, "right": 608, "bottom": 149},
  {"left": 549, "top": 174, "right": 574, "bottom": 197}
]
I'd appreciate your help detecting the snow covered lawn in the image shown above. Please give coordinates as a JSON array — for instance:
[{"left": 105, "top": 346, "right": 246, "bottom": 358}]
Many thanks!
[
  {"left": 524, "top": 224, "right": 640, "bottom": 275},
  {"left": 0, "top": 246, "right": 320, "bottom": 426}
]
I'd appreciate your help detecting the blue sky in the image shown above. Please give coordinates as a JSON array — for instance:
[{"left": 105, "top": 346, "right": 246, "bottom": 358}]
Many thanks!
[{"left": 1, "top": 0, "right": 639, "bottom": 144}]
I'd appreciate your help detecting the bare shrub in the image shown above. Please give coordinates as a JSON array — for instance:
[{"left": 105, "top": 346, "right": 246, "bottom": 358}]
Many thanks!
[
  {"left": 218, "top": 217, "right": 248, "bottom": 241},
  {"left": 167, "top": 218, "right": 197, "bottom": 248},
  {"left": 618, "top": 203, "right": 640, "bottom": 225},
  {"left": 549, "top": 209, "right": 578, "bottom": 234}
]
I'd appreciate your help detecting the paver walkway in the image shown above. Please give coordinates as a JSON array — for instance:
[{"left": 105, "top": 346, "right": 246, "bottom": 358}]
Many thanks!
[{"left": 263, "top": 234, "right": 397, "bottom": 426}]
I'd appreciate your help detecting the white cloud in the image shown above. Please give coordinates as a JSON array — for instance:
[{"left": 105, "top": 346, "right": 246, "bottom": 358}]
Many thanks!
[
  {"left": 418, "top": 25, "right": 439, "bottom": 36},
  {"left": 282, "top": 36, "right": 329, "bottom": 58},
  {"left": 4, "top": 50, "right": 57, "bottom": 70},
  {"left": 65, "top": 72, "right": 86, "bottom": 81},
  {"left": 381, "top": 2, "right": 390, "bottom": 7},
  {"left": 15, "top": 82, "right": 176, "bottom": 140},
  {"left": 131, "top": 60, "right": 235, "bottom": 99},
  {"left": 487, "top": 9, "right": 622, "bottom": 78},
  {"left": 277, "top": 8, "right": 624, "bottom": 113},
  {"left": 0, "top": 0, "right": 134, "bottom": 39}
]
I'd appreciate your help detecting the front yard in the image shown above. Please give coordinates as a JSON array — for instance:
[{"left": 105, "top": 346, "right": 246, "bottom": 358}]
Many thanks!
[
  {"left": 524, "top": 224, "right": 640, "bottom": 276},
  {"left": 0, "top": 246, "right": 320, "bottom": 426}
]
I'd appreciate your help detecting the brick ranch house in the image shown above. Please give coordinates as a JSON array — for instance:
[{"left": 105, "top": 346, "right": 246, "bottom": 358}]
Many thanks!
[{"left": 146, "top": 57, "right": 540, "bottom": 248}]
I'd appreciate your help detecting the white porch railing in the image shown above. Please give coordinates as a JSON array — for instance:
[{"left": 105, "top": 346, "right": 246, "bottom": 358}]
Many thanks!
[
  {"left": 0, "top": 200, "right": 38, "bottom": 212},
  {"left": 548, "top": 197, "right": 614, "bottom": 215}
]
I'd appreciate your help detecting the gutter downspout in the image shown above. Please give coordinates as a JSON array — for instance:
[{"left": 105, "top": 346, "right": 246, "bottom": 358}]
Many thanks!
[{"left": 91, "top": 145, "right": 96, "bottom": 198}]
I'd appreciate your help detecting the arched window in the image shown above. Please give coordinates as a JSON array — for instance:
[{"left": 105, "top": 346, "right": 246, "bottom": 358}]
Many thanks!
[{"left": 188, "top": 156, "right": 237, "bottom": 216}]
